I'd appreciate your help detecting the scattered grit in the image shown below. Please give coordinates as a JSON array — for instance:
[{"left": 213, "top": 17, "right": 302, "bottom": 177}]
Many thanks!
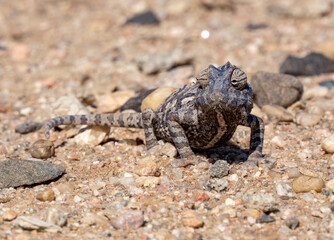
[{"left": 1, "top": 0, "right": 334, "bottom": 239}]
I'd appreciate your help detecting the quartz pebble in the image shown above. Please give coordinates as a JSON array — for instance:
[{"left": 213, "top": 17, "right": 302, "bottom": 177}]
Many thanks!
[
  {"left": 36, "top": 190, "right": 55, "bottom": 202},
  {"left": 52, "top": 95, "right": 89, "bottom": 117},
  {"left": 74, "top": 126, "right": 110, "bottom": 146},
  {"left": 291, "top": 175, "right": 324, "bottom": 193},
  {"left": 46, "top": 208, "right": 68, "bottom": 227},
  {"left": 276, "top": 183, "right": 294, "bottom": 197},
  {"left": 271, "top": 136, "right": 286, "bottom": 148},
  {"left": 181, "top": 210, "right": 204, "bottom": 228},
  {"left": 110, "top": 210, "right": 144, "bottom": 230},
  {"left": 29, "top": 139, "right": 55, "bottom": 159},
  {"left": 3, "top": 209, "right": 17, "bottom": 221},
  {"left": 321, "top": 136, "right": 334, "bottom": 154},
  {"left": 13, "top": 216, "right": 61, "bottom": 233}
]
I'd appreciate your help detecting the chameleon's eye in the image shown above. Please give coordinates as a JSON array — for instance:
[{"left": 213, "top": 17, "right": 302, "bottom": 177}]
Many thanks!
[{"left": 231, "top": 68, "right": 247, "bottom": 90}]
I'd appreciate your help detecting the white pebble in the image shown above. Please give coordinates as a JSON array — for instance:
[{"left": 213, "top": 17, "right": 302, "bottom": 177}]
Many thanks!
[
  {"left": 225, "top": 198, "right": 235, "bottom": 206},
  {"left": 229, "top": 174, "right": 239, "bottom": 182},
  {"left": 271, "top": 136, "right": 286, "bottom": 148},
  {"left": 201, "top": 30, "right": 210, "bottom": 39},
  {"left": 73, "top": 195, "right": 82, "bottom": 203}
]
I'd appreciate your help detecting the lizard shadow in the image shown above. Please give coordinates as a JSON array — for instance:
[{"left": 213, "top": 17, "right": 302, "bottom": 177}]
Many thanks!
[{"left": 195, "top": 143, "right": 251, "bottom": 165}]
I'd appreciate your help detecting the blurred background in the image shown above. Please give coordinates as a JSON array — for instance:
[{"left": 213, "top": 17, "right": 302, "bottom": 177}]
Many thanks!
[{"left": 0, "top": 0, "right": 333, "bottom": 116}]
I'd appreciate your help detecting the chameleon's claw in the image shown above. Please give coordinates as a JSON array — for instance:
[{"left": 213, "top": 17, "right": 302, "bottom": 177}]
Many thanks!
[
  {"left": 248, "top": 150, "right": 262, "bottom": 159},
  {"left": 171, "top": 156, "right": 204, "bottom": 168}
]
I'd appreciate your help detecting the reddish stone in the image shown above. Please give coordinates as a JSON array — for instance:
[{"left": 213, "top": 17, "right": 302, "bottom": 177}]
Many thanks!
[{"left": 195, "top": 190, "right": 210, "bottom": 202}]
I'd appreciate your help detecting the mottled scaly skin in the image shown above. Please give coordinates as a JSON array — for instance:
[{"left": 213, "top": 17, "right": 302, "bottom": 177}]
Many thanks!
[{"left": 44, "top": 62, "right": 264, "bottom": 167}]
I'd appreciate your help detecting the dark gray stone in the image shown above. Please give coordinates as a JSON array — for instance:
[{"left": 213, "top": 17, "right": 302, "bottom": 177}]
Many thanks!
[
  {"left": 15, "top": 121, "right": 43, "bottom": 134},
  {"left": 319, "top": 79, "right": 334, "bottom": 90},
  {"left": 121, "top": 88, "right": 156, "bottom": 112},
  {"left": 251, "top": 71, "right": 303, "bottom": 108},
  {"left": 0, "top": 159, "right": 65, "bottom": 188},
  {"left": 125, "top": 11, "right": 159, "bottom": 25},
  {"left": 209, "top": 160, "right": 229, "bottom": 178},
  {"left": 280, "top": 53, "right": 334, "bottom": 76},
  {"left": 286, "top": 217, "right": 299, "bottom": 230},
  {"left": 260, "top": 215, "right": 275, "bottom": 223}
]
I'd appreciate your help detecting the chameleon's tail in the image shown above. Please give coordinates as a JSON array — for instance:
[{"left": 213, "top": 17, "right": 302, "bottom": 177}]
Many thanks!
[{"left": 43, "top": 112, "right": 143, "bottom": 138}]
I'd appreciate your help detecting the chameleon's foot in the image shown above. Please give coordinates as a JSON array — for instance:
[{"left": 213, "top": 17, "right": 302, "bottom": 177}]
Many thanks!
[
  {"left": 248, "top": 150, "right": 262, "bottom": 158},
  {"left": 245, "top": 150, "right": 263, "bottom": 167},
  {"left": 171, "top": 156, "right": 204, "bottom": 168}
]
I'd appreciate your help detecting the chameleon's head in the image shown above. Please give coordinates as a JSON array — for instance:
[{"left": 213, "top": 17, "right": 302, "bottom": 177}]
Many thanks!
[{"left": 196, "top": 62, "right": 253, "bottom": 114}]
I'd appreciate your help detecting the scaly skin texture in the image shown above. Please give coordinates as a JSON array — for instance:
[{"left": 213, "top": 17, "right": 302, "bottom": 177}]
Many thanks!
[{"left": 44, "top": 62, "right": 264, "bottom": 167}]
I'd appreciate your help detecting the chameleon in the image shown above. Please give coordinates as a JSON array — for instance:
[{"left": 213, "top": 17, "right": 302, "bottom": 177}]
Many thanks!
[{"left": 44, "top": 62, "right": 264, "bottom": 167}]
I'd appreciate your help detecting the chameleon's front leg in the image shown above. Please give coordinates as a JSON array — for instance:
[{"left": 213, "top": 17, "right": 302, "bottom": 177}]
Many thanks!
[
  {"left": 142, "top": 108, "right": 159, "bottom": 150},
  {"left": 242, "top": 114, "right": 264, "bottom": 157},
  {"left": 166, "top": 112, "right": 202, "bottom": 167}
]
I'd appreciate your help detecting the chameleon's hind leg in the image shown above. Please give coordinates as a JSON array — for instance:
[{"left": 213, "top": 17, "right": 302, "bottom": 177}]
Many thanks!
[
  {"left": 142, "top": 108, "right": 159, "bottom": 151},
  {"left": 166, "top": 111, "right": 203, "bottom": 167}
]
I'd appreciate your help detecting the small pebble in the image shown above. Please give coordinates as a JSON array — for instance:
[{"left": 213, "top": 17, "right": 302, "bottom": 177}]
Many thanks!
[
  {"left": 326, "top": 179, "right": 334, "bottom": 193},
  {"left": 287, "top": 168, "right": 301, "bottom": 178},
  {"left": 181, "top": 210, "right": 204, "bottom": 228},
  {"left": 46, "top": 208, "right": 67, "bottom": 227},
  {"left": 209, "top": 160, "right": 229, "bottom": 178},
  {"left": 276, "top": 183, "right": 294, "bottom": 197},
  {"left": 262, "top": 105, "right": 293, "bottom": 122},
  {"left": 271, "top": 136, "right": 286, "bottom": 148},
  {"left": 247, "top": 193, "right": 278, "bottom": 212},
  {"left": 321, "top": 136, "right": 334, "bottom": 154},
  {"left": 319, "top": 79, "right": 334, "bottom": 90},
  {"left": 135, "top": 176, "right": 160, "bottom": 187},
  {"left": 291, "top": 175, "right": 324, "bottom": 193},
  {"left": 244, "top": 208, "right": 261, "bottom": 219},
  {"left": 330, "top": 201, "right": 334, "bottom": 212},
  {"left": 110, "top": 210, "right": 144, "bottom": 230},
  {"left": 36, "top": 190, "right": 55, "bottom": 202},
  {"left": 303, "top": 86, "right": 328, "bottom": 100},
  {"left": 82, "top": 213, "right": 109, "bottom": 226},
  {"left": 15, "top": 121, "right": 43, "bottom": 134},
  {"left": 225, "top": 198, "right": 235, "bottom": 206},
  {"left": 13, "top": 216, "right": 60, "bottom": 232},
  {"left": 295, "top": 112, "right": 322, "bottom": 127},
  {"left": 205, "top": 178, "right": 228, "bottom": 192},
  {"left": 29, "top": 139, "right": 55, "bottom": 159},
  {"left": 286, "top": 217, "right": 299, "bottom": 230},
  {"left": 195, "top": 190, "right": 210, "bottom": 201},
  {"left": 260, "top": 215, "right": 275, "bottom": 223},
  {"left": 3, "top": 209, "right": 17, "bottom": 221},
  {"left": 134, "top": 157, "right": 159, "bottom": 176}
]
